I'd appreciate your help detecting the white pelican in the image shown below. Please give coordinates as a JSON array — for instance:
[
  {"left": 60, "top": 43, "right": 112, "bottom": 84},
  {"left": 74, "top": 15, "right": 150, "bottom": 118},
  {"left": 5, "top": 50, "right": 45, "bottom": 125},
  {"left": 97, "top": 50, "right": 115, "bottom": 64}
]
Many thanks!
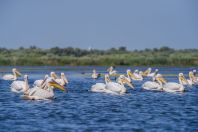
[
  {"left": 126, "top": 69, "right": 143, "bottom": 81},
  {"left": 21, "top": 77, "right": 66, "bottom": 100},
  {"left": 55, "top": 73, "right": 69, "bottom": 86},
  {"left": 91, "top": 69, "right": 100, "bottom": 79},
  {"left": 178, "top": 73, "right": 190, "bottom": 86},
  {"left": 156, "top": 74, "right": 185, "bottom": 93},
  {"left": 142, "top": 68, "right": 152, "bottom": 77},
  {"left": 133, "top": 69, "right": 143, "bottom": 80},
  {"left": 147, "top": 69, "right": 159, "bottom": 77},
  {"left": 34, "top": 72, "right": 68, "bottom": 87},
  {"left": 188, "top": 71, "right": 198, "bottom": 85},
  {"left": 10, "top": 75, "right": 29, "bottom": 93},
  {"left": 91, "top": 74, "right": 133, "bottom": 95},
  {"left": 107, "top": 66, "right": 117, "bottom": 76},
  {"left": 2, "top": 68, "right": 22, "bottom": 80},
  {"left": 142, "top": 75, "right": 164, "bottom": 91}
]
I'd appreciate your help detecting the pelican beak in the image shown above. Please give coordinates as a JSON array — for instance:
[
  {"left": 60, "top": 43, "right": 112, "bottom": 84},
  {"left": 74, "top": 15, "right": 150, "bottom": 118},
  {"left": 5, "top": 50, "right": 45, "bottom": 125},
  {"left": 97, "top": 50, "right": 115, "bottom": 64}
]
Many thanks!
[
  {"left": 143, "top": 69, "right": 149, "bottom": 76},
  {"left": 122, "top": 78, "right": 134, "bottom": 89},
  {"left": 157, "top": 77, "right": 166, "bottom": 84},
  {"left": 15, "top": 70, "right": 22, "bottom": 77},
  {"left": 49, "top": 80, "right": 65, "bottom": 91}
]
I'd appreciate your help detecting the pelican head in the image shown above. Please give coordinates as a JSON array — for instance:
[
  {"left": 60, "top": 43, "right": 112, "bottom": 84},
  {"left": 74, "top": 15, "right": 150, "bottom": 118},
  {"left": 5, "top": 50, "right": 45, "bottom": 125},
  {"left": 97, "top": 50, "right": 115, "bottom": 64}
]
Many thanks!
[
  {"left": 155, "top": 69, "right": 159, "bottom": 73},
  {"left": 93, "top": 69, "right": 96, "bottom": 73},
  {"left": 134, "top": 69, "right": 139, "bottom": 73},
  {"left": 45, "top": 74, "right": 49, "bottom": 78},
  {"left": 126, "top": 69, "right": 131, "bottom": 73},
  {"left": 119, "top": 75, "right": 134, "bottom": 88},
  {"left": 178, "top": 73, "right": 188, "bottom": 84},
  {"left": 12, "top": 68, "right": 22, "bottom": 77},
  {"left": 193, "top": 69, "right": 196, "bottom": 74},
  {"left": 61, "top": 72, "right": 69, "bottom": 84},
  {"left": 50, "top": 72, "right": 58, "bottom": 79},
  {"left": 104, "top": 74, "right": 111, "bottom": 83},
  {"left": 148, "top": 67, "right": 152, "bottom": 72},
  {"left": 48, "top": 79, "right": 66, "bottom": 91},
  {"left": 179, "top": 73, "right": 184, "bottom": 77}
]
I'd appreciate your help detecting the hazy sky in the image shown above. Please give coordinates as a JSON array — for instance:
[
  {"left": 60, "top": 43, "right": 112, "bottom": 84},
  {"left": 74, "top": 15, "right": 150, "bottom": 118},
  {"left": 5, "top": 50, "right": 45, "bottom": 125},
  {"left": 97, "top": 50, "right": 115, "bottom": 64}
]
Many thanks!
[{"left": 0, "top": 0, "right": 197, "bottom": 50}]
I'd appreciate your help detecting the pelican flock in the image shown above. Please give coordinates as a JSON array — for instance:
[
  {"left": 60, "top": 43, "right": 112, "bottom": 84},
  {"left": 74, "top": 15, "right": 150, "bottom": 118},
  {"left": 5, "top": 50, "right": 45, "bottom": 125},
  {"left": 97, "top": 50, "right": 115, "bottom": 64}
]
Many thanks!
[
  {"left": 22, "top": 76, "right": 66, "bottom": 100},
  {"left": 91, "top": 74, "right": 133, "bottom": 95},
  {"left": 0, "top": 67, "right": 197, "bottom": 101}
]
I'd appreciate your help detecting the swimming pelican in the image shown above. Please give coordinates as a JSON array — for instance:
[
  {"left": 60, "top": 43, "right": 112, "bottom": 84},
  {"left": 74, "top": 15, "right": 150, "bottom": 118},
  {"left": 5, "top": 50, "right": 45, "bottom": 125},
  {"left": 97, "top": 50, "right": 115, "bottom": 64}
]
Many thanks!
[
  {"left": 188, "top": 71, "right": 198, "bottom": 85},
  {"left": 156, "top": 73, "right": 185, "bottom": 93},
  {"left": 142, "top": 75, "right": 164, "bottom": 91},
  {"left": 133, "top": 69, "right": 143, "bottom": 80},
  {"left": 91, "top": 74, "right": 133, "bottom": 94},
  {"left": 2, "top": 68, "right": 22, "bottom": 80},
  {"left": 21, "top": 77, "right": 66, "bottom": 100},
  {"left": 107, "top": 66, "right": 117, "bottom": 76},
  {"left": 55, "top": 73, "right": 69, "bottom": 86},
  {"left": 178, "top": 73, "right": 190, "bottom": 86},
  {"left": 142, "top": 68, "right": 152, "bottom": 77},
  {"left": 10, "top": 75, "right": 29, "bottom": 93},
  {"left": 126, "top": 69, "right": 143, "bottom": 81},
  {"left": 92, "top": 69, "right": 100, "bottom": 79}
]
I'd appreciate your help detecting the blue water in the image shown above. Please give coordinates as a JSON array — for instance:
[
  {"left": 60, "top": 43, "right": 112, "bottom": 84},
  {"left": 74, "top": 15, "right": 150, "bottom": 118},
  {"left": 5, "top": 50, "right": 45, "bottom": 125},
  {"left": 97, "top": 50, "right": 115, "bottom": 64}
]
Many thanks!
[{"left": 0, "top": 66, "right": 198, "bottom": 132}]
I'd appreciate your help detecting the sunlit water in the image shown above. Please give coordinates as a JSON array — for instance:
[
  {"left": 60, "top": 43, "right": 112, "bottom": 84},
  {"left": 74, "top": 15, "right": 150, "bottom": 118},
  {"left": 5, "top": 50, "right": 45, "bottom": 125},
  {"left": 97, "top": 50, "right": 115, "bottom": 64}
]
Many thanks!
[{"left": 0, "top": 66, "right": 198, "bottom": 131}]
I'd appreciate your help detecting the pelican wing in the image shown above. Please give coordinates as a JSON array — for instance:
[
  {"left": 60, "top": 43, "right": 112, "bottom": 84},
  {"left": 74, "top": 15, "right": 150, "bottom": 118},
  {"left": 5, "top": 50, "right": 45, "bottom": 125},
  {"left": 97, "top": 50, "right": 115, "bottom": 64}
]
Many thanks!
[
  {"left": 106, "top": 82, "right": 126, "bottom": 94},
  {"left": 28, "top": 87, "right": 54, "bottom": 99},
  {"left": 163, "top": 82, "right": 184, "bottom": 92},
  {"left": 10, "top": 81, "right": 25, "bottom": 93},
  {"left": 2, "top": 74, "right": 15, "bottom": 80},
  {"left": 142, "top": 81, "right": 162, "bottom": 91},
  {"left": 91, "top": 83, "right": 106, "bottom": 92},
  {"left": 33, "top": 80, "right": 43, "bottom": 87}
]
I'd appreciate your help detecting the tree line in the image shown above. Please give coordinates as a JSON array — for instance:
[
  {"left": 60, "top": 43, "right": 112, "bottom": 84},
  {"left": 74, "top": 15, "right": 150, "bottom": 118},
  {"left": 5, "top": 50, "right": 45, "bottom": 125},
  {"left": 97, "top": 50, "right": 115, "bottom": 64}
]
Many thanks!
[{"left": 0, "top": 46, "right": 197, "bottom": 66}]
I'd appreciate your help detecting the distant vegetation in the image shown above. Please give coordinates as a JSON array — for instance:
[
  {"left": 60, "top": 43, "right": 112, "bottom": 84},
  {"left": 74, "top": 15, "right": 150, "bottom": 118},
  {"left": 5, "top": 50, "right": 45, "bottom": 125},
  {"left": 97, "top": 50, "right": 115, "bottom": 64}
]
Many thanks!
[{"left": 0, "top": 46, "right": 197, "bottom": 66}]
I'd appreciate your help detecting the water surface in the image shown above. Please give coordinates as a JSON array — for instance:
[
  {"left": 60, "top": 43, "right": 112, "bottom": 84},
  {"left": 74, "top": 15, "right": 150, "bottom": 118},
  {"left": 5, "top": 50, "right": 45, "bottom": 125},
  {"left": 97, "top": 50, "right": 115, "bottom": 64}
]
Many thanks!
[{"left": 0, "top": 66, "right": 198, "bottom": 131}]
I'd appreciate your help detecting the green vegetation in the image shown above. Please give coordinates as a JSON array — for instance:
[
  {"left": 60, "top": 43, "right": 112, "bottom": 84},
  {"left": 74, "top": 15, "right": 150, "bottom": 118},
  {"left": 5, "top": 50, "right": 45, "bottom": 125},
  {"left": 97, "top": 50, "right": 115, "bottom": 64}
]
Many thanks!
[{"left": 0, "top": 46, "right": 197, "bottom": 66}]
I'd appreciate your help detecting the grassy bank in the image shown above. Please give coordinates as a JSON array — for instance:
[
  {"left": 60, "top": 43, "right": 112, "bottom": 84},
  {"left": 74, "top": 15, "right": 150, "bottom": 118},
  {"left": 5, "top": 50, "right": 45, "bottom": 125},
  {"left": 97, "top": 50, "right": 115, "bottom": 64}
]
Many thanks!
[{"left": 0, "top": 46, "right": 197, "bottom": 66}]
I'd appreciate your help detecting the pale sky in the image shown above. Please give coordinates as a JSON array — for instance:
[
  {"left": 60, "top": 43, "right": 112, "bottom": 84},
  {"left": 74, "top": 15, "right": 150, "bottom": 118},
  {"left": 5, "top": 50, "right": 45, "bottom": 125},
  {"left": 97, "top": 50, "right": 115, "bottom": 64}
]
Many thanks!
[{"left": 0, "top": 0, "right": 197, "bottom": 50}]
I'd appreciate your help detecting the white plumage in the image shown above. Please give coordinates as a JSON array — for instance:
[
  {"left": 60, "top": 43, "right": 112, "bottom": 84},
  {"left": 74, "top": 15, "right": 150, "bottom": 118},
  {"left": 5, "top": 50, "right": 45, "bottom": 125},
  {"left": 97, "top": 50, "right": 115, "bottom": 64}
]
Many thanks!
[
  {"left": 142, "top": 81, "right": 162, "bottom": 91},
  {"left": 91, "top": 74, "right": 133, "bottom": 95},
  {"left": 22, "top": 77, "right": 66, "bottom": 100},
  {"left": 2, "top": 68, "right": 22, "bottom": 81}
]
